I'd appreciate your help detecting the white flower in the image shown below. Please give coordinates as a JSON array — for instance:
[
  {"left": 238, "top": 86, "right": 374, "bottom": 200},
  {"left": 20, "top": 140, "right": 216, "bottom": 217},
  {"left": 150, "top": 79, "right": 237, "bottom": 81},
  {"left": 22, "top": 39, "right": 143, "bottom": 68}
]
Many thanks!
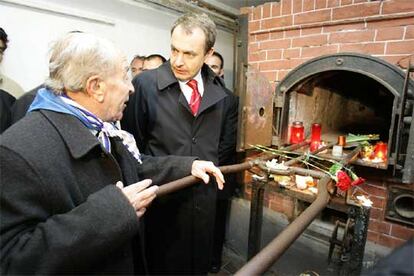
[
  {"left": 295, "top": 175, "right": 313, "bottom": 190},
  {"left": 266, "top": 159, "right": 288, "bottom": 170}
]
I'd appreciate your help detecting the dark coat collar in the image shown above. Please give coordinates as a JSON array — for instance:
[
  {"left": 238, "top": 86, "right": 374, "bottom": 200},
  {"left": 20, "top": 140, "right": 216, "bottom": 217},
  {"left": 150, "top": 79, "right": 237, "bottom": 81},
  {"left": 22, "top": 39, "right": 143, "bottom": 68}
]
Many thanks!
[
  {"left": 40, "top": 110, "right": 102, "bottom": 159},
  {"left": 157, "top": 61, "right": 228, "bottom": 116}
]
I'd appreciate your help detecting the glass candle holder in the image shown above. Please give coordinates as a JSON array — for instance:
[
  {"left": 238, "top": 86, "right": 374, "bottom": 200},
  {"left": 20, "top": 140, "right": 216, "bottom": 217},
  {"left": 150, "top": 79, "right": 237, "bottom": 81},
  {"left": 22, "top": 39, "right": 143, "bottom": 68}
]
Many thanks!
[
  {"left": 374, "top": 142, "right": 388, "bottom": 161},
  {"left": 332, "top": 145, "right": 343, "bottom": 157},
  {"left": 290, "top": 121, "right": 304, "bottom": 144},
  {"left": 311, "top": 123, "right": 322, "bottom": 142}
]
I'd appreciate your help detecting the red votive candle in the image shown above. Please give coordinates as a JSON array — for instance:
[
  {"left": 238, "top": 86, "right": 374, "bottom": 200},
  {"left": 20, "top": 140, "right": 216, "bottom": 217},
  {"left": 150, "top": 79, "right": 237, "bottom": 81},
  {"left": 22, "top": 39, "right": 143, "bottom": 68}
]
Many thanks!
[
  {"left": 374, "top": 142, "right": 388, "bottom": 161},
  {"left": 290, "top": 121, "right": 304, "bottom": 144},
  {"left": 311, "top": 123, "right": 322, "bottom": 142}
]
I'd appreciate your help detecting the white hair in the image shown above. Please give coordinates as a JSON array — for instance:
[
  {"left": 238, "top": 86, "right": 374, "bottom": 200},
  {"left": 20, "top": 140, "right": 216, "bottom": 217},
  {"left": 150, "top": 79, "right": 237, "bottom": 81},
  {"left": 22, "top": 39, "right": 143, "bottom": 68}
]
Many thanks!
[{"left": 45, "top": 32, "right": 123, "bottom": 95}]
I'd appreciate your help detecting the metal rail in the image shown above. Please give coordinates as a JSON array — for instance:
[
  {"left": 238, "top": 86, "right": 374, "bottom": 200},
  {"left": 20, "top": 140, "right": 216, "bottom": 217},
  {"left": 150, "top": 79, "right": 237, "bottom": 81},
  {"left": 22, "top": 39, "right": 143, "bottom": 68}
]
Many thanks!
[{"left": 235, "top": 146, "right": 361, "bottom": 276}]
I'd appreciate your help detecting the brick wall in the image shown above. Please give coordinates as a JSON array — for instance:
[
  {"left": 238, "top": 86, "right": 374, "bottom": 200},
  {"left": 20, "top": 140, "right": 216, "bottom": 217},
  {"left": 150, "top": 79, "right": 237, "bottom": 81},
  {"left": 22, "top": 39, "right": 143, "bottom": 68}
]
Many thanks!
[
  {"left": 241, "top": 0, "right": 414, "bottom": 90},
  {"left": 240, "top": 0, "right": 414, "bottom": 249}
]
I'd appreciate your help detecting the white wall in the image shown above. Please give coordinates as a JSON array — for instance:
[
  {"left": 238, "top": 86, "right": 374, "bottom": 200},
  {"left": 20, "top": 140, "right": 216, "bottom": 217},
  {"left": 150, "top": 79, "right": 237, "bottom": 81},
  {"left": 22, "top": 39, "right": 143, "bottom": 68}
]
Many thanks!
[{"left": 0, "top": 0, "right": 235, "bottom": 92}]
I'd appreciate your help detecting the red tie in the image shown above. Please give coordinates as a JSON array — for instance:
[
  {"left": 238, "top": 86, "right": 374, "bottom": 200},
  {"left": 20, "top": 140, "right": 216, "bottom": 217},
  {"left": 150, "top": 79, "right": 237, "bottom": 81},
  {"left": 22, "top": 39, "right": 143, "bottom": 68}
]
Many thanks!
[{"left": 186, "top": 79, "right": 201, "bottom": 116}]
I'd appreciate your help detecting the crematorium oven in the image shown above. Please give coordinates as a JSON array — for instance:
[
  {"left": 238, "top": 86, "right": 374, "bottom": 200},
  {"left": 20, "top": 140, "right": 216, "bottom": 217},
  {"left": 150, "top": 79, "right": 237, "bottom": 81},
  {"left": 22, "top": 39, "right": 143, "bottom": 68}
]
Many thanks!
[{"left": 235, "top": 53, "right": 414, "bottom": 275}]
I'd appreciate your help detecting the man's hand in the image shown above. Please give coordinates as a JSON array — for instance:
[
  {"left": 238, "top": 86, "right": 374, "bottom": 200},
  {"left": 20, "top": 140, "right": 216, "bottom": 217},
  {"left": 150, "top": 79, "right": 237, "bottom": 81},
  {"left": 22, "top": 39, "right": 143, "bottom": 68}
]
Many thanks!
[
  {"left": 116, "top": 180, "right": 159, "bottom": 217},
  {"left": 191, "top": 160, "right": 225, "bottom": 190}
]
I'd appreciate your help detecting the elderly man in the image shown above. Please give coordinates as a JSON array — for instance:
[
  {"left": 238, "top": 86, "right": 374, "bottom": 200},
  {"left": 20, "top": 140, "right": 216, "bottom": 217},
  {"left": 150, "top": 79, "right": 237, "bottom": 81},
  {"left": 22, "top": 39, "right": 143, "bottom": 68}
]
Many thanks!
[
  {"left": 0, "top": 32, "right": 224, "bottom": 275},
  {"left": 122, "top": 13, "right": 238, "bottom": 275}
]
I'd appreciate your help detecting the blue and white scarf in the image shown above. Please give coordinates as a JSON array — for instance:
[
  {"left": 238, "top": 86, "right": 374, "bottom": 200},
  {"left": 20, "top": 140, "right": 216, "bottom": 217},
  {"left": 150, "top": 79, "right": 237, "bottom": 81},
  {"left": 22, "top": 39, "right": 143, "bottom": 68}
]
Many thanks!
[{"left": 29, "top": 88, "right": 142, "bottom": 164}]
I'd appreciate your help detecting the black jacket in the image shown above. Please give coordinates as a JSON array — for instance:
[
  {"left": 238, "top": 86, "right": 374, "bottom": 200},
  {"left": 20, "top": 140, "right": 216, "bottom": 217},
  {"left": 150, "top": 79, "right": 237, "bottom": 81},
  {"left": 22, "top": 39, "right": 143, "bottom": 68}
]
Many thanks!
[
  {"left": 121, "top": 62, "right": 238, "bottom": 274},
  {"left": 0, "top": 110, "right": 195, "bottom": 275}
]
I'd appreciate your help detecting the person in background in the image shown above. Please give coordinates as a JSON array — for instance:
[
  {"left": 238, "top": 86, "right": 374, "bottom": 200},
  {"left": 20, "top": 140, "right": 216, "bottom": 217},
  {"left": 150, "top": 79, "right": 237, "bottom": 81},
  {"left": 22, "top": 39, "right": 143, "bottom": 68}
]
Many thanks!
[
  {"left": 0, "top": 89, "right": 15, "bottom": 133},
  {"left": 142, "top": 54, "right": 166, "bottom": 71},
  {"left": 121, "top": 13, "right": 238, "bottom": 275},
  {"left": 10, "top": 84, "right": 44, "bottom": 124},
  {"left": 0, "top": 32, "right": 224, "bottom": 275},
  {"left": 205, "top": 50, "right": 238, "bottom": 272},
  {"left": 0, "top": 28, "right": 24, "bottom": 99},
  {"left": 205, "top": 51, "right": 224, "bottom": 79},
  {"left": 130, "top": 54, "right": 145, "bottom": 78}
]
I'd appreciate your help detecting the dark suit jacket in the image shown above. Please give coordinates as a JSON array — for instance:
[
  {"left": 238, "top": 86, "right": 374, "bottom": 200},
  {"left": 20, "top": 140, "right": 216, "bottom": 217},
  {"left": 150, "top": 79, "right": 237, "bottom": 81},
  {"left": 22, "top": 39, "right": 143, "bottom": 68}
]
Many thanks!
[
  {"left": 0, "top": 89, "right": 15, "bottom": 133},
  {"left": 10, "top": 84, "right": 43, "bottom": 124},
  {"left": 121, "top": 62, "right": 238, "bottom": 274},
  {"left": 0, "top": 110, "right": 195, "bottom": 275}
]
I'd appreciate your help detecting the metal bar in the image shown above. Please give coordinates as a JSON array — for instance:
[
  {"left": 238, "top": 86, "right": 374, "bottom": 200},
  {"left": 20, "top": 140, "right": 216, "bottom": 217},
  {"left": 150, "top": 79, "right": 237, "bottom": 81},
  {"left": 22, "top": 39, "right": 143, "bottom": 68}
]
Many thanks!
[
  {"left": 235, "top": 147, "right": 361, "bottom": 275},
  {"left": 157, "top": 143, "right": 306, "bottom": 197},
  {"left": 156, "top": 161, "right": 256, "bottom": 197},
  {"left": 393, "top": 57, "right": 412, "bottom": 175},
  {"left": 247, "top": 178, "right": 266, "bottom": 260}
]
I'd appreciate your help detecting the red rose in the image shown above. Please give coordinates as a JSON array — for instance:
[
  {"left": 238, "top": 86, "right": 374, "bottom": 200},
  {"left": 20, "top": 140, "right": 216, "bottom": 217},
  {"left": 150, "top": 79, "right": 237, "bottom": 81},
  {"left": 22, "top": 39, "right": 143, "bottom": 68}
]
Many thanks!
[
  {"left": 336, "top": 170, "right": 352, "bottom": 191},
  {"left": 351, "top": 177, "right": 365, "bottom": 186}
]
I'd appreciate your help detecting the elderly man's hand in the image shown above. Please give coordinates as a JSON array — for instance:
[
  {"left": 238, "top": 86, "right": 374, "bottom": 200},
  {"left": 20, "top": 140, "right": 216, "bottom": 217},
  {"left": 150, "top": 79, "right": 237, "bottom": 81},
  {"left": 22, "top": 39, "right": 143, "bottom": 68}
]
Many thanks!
[
  {"left": 116, "top": 180, "right": 159, "bottom": 217},
  {"left": 191, "top": 160, "right": 225, "bottom": 190}
]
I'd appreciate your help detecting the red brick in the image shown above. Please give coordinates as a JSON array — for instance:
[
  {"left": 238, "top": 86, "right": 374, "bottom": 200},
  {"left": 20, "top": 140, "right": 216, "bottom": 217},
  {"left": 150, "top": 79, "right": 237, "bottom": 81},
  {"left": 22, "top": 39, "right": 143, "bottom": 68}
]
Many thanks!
[
  {"left": 249, "top": 42, "right": 259, "bottom": 52},
  {"left": 283, "top": 48, "right": 301, "bottom": 59},
  {"left": 367, "top": 17, "right": 414, "bottom": 29},
  {"left": 293, "top": 0, "right": 302, "bottom": 13},
  {"left": 303, "top": 0, "right": 315, "bottom": 11},
  {"left": 292, "top": 34, "right": 328, "bottom": 47},
  {"left": 278, "top": 70, "right": 290, "bottom": 81},
  {"left": 370, "top": 196, "right": 385, "bottom": 209},
  {"left": 255, "top": 33, "right": 270, "bottom": 42},
  {"left": 353, "top": 0, "right": 366, "bottom": 3},
  {"left": 249, "top": 21, "right": 260, "bottom": 32},
  {"left": 369, "top": 219, "right": 391, "bottom": 235},
  {"left": 263, "top": 3, "right": 271, "bottom": 18},
  {"left": 329, "top": 30, "right": 375, "bottom": 44},
  {"left": 315, "top": 0, "right": 327, "bottom": 10},
  {"left": 294, "top": 9, "right": 331, "bottom": 25},
  {"left": 406, "top": 25, "right": 414, "bottom": 39},
  {"left": 267, "top": 49, "right": 283, "bottom": 59},
  {"left": 301, "top": 45, "right": 338, "bottom": 57},
  {"left": 289, "top": 58, "right": 310, "bottom": 68},
  {"left": 281, "top": 0, "right": 293, "bottom": 15},
  {"left": 369, "top": 207, "right": 383, "bottom": 220},
  {"left": 272, "top": 2, "right": 281, "bottom": 17},
  {"left": 270, "top": 31, "right": 284, "bottom": 40},
  {"left": 341, "top": 0, "right": 353, "bottom": 5},
  {"left": 327, "top": 0, "right": 340, "bottom": 8},
  {"left": 367, "top": 230, "right": 379, "bottom": 243},
  {"left": 376, "top": 26, "right": 405, "bottom": 41},
  {"left": 332, "top": 2, "right": 381, "bottom": 20},
  {"left": 259, "top": 60, "right": 292, "bottom": 71},
  {"left": 253, "top": 6, "right": 262, "bottom": 20},
  {"left": 386, "top": 40, "right": 414, "bottom": 54},
  {"left": 262, "top": 15, "right": 293, "bottom": 29},
  {"left": 260, "top": 38, "right": 291, "bottom": 50},
  {"left": 323, "top": 22, "right": 366, "bottom": 33},
  {"left": 249, "top": 62, "right": 260, "bottom": 70},
  {"left": 302, "top": 26, "right": 323, "bottom": 35},
  {"left": 261, "top": 71, "right": 278, "bottom": 82},
  {"left": 284, "top": 29, "right": 301, "bottom": 38},
  {"left": 378, "top": 234, "right": 405, "bottom": 248},
  {"left": 358, "top": 183, "right": 387, "bottom": 197},
  {"left": 391, "top": 224, "right": 414, "bottom": 240},
  {"left": 378, "top": 55, "right": 411, "bottom": 66},
  {"left": 249, "top": 51, "right": 266, "bottom": 62},
  {"left": 382, "top": 0, "right": 414, "bottom": 14}
]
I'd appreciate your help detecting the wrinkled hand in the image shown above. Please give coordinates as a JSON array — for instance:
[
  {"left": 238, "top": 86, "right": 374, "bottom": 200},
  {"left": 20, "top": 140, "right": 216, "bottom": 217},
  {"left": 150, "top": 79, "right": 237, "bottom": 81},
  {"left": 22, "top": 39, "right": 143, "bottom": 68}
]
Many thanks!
[
  {"left": 116, "top": 180, "right": 159, "bottom": 217},
  {"left": 191, "top": 160, "right": 225, "bottom": 190}
]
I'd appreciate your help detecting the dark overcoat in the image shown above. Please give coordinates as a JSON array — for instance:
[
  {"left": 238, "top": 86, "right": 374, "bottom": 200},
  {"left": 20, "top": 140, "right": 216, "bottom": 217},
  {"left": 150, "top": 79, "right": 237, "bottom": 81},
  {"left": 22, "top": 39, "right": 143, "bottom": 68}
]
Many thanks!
[
  {"left": 121, "top": 62, "right": 238, "bottom": 274},
  {"left": 0, "top": 110, "right": 195, "bottom": 275}
]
